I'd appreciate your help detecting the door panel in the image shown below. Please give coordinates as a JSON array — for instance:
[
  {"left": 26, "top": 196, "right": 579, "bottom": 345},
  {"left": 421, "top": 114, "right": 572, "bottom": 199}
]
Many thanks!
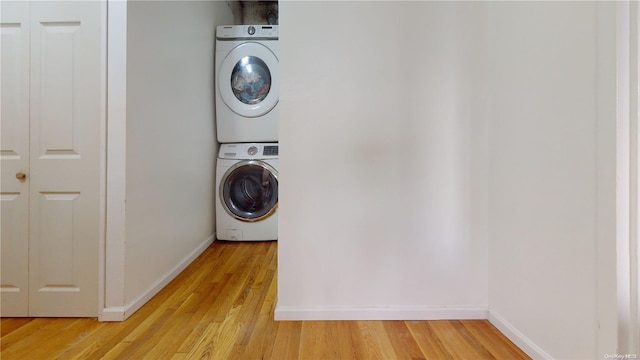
[
  {"left": 37, "top": 21, "right": 80, "bottom": 156},
  {"left": 0, "top": 1, "right": 30, "bottom": 317},
  {"left": 28, "top": 1, "right": 102, "bottom": 317},
  {"left": 37, "top": 192, "right": 80, "bottom": 287}
]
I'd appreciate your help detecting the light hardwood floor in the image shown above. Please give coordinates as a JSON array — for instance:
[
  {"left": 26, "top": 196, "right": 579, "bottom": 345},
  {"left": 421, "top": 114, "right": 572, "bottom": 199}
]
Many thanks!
[{"left": 1, "top": 241, "right": 530, "bottom": 359}]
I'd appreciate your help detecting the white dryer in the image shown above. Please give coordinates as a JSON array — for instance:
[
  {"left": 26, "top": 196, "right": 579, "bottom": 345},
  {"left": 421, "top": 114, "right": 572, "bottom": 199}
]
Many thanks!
[
  {"left": 215, "top": 25, "right": 279, "bottom": 143},
  {"left": 216, "top": 143, "right": 278, "bottom": 241}
]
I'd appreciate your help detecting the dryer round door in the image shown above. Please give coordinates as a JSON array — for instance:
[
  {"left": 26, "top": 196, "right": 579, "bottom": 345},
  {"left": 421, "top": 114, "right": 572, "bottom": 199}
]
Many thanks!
[
  {"left": 218, "top": 42, "right": 279, "bottom": 118},
  {"left": 220, "top": 160, "right": 278, "bottom": 222}
]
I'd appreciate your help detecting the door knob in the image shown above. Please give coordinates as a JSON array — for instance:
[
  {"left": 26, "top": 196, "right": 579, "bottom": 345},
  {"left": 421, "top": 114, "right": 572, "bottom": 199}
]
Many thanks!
[{"left": 16, "top": 172, "right": 26, "bottom": 180}]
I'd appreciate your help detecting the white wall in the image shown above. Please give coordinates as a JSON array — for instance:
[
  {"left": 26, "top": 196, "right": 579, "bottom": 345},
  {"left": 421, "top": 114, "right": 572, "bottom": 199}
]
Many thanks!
[
  {"left": 486, "top": 2, "right": 616, "bottom": 359},
  {"left": 277, "top": 1, "right": 489, "bottom": 319},
  {"left": 122, "top": 0, "right": 234, "bottom": 310},
  {"left": 277, "top": 1, "right": 619, "bottom": 358}
]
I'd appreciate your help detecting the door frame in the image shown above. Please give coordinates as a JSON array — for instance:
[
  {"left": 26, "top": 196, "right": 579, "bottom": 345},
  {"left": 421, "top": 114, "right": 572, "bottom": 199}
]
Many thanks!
[
  {"left": 610, "top": 0, "right": 640, "bottom": 356},
  {"left": 100, "top": 0, "right": 127, "bottom": 321}
]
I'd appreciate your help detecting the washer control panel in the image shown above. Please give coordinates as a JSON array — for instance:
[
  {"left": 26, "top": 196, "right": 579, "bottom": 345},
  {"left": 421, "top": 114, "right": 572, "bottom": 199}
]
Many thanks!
[{"left": 219, "top": 143, "right": 279, "bottom": 160}]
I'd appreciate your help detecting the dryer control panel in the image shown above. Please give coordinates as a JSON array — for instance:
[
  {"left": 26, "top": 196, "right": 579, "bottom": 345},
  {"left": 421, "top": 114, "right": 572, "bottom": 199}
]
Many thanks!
[{"left": 217, "top": 25, "right": 279, "bottom": 40}]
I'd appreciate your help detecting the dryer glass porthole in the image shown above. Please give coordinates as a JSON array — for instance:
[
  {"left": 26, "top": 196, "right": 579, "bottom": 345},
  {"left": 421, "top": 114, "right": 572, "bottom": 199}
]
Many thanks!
[
  {"left": 231, "top": 56, "right": 271, "bottom": 105},
  {"left": 222, "top": 162, "right": 278, "bottom": 221}
]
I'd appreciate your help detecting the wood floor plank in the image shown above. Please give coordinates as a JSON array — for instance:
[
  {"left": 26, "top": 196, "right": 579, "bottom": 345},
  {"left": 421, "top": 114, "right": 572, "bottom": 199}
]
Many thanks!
[
  {"left": 0, "top": 241, "right": 531, "bottom": 360},
  {"left": 334, "top": 320, "right": 365, "bottom": 359},
  {"left": 187, "top": 304, "right": 242, "bottom": 360},
  {"left": 269, "top": 320, "right": 302, "bottom": 359},
  {"left": 59, "top": 322, "right": 127, "bottom": 360},
  {"left": 180, "top": 320, "right": 224, "bottom": 360},
  {"left": 450, "top": 320, "right": 497, "bottom": 359},
  {"left": 259, "top": 269, "right": 278, "bottom": 315},
  {"left": 427, "top": 320, "right": 495, "bottom": 359},
  {"left": 399, "top": 319, "right": 450, "bottom": 358},
  {"left": 1, "top": 319, "right": 68, "bottom": 358},
  {"left": 384, "top": 320, "right": 427, "bottom": 359},
  {"left": 357, "top": 320, "right": 398, "bottom": 359},
  {"left": 115, "top": 308, "right": 179, "bottom": 359},
  {"left": 236, "top": 314, "right": 275, "bottom": 359},
  {"left": 0, "top": 318, "right": 34, "bottom": 338},
  {"left": 462, "top": 320, "right": 531, "bottom": 359},
  {"left": 299, "top": 320, "right": 343, "bottom": 359},
  {"left": 148, "top": 313, "right": 202, "bottom": 358},
  {"left": 174, "top": 317, "right": 212, "bottom": 355}
]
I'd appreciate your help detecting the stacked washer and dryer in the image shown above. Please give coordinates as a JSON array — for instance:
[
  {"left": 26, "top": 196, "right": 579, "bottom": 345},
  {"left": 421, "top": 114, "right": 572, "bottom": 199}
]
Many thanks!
[{"left": 215, "top": 25, "right": 279, "bottom": 241}]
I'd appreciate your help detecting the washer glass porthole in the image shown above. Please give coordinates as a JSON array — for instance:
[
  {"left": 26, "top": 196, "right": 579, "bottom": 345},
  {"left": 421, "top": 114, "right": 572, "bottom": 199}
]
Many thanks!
[
  {"left": 231, "top": 56, "right": 271, "bottom": 105},
  {"left": 222, "top": 162, "right": 278, "bottom": 221}
]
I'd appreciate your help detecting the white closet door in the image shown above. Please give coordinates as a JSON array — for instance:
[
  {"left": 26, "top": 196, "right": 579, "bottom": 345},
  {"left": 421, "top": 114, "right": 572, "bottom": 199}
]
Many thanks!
[{"left": 0, "top": 1, "right": 104, "bottom": 317}]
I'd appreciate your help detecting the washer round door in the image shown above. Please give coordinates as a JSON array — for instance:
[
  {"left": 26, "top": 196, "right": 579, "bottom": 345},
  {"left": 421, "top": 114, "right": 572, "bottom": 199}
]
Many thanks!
[
  {"left": 218, "top": 42, "right": 279, "bottom": 118},
  {"left": 220, "top": 160, "right": 278, "bottom": 222}
]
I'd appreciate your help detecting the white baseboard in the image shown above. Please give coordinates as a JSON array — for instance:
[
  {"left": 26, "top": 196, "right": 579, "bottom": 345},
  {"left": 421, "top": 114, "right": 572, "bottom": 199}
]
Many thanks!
[
  {"left": 274, "top": 305, "right": 488, "bottom": 321},
  {"left": 488, "top": 309, "right": 553, "bottom": 360},
  {"left": 99, "top": 235, "right": 214, "bottom": 322},
  {"left": 100, "top": 306, "right": 127, "bottom": 321}
]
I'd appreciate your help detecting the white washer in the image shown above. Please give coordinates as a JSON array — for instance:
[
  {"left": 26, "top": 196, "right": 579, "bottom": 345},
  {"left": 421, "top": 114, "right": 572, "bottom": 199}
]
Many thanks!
[
  {"left": 216, "top": 143, "right": 278, "bottom": 241},
  {"left": 215, "top": 25, "right": 279, "bottom": 143}
]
